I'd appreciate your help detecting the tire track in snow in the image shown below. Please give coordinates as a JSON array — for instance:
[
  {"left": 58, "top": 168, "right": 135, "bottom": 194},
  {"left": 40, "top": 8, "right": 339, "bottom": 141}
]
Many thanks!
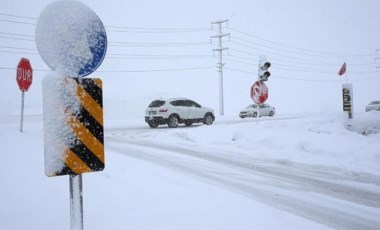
[{"left": 107, "top": 132, "right": 380, "bottom": 230}]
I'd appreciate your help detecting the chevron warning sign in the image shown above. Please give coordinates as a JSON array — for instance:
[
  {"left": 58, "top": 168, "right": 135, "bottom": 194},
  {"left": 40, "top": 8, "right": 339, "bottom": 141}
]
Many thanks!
[{"left": 43, "top": 77, "right": 104, "bottom": 177}]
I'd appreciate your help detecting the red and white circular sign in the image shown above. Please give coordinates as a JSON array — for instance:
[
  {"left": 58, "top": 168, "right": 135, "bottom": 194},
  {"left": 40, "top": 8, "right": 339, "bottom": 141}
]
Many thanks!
[
  {"left": 250, "top": 81, "right": 268, "bottom": 104},
  {"left": 16, "top": 58, "right": 33, "bottom": 92}
]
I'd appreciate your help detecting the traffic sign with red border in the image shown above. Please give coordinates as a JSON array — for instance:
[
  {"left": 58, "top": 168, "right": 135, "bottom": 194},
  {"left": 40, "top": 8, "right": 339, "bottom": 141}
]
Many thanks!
[
  {"left": 250, "top": 81, "right": 268, "bottom": 104},
  {"left": 16, "top": 58, "right": 33, "bottom": 92}
]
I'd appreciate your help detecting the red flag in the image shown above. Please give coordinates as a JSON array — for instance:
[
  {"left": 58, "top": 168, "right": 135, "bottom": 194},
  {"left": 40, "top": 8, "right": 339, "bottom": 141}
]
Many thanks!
[{"left": 338, "top": 62, "right": 346, "bottom": 76}]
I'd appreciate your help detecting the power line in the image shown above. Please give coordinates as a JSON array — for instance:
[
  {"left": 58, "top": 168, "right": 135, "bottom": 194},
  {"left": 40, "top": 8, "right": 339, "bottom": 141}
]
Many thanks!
[
  {"left": 108, "top": 41, "right": 210, "bottom": 47},
  {"left": 230, "top": 41, "right": 365, "bottom": 66},
  {"left": 98, "top": 66, "right": 214, "bottom": 73},
  {"left": 0, "top": 45, "right": 36, "bottom": 51},
  {"left": 229, "top": 27, "right": 374, "bottom": 57},
  {"left": 0, "top": 50, "right": 38, "bottom": 55},
  {"left": 230, "top": 36, "right": 374, "bottom": 58},
  {"left": 0, "top": 66, "right": 214, "bottom": 73},
  {"left": 0, "top": 12, "right": 212, "bottom": 33},
  {"left": 0, "top": 36, "right": 34, "bottom": 41},
  {"left": 1, "top": 12, "right": 377, "bottom": 80},
  {"left": 0, "top": 12, "right": 37, "bottom": 20},
  {"left": 0, "top": 19, "right": 35, "bottom": 25},
  {"left": 225, "top": 67, "right": 379, "bottom": 82},
  {"left": 0, "top": 45, "right": 214, "bottom": 60},
  {"left": 229, "top": 48, "right": 376, "bottom": 67},
  {"left": 0, "top": 31, "right": 34, "bottom": 38},
  {"left": 0, "top": 33, "right": 212, "bottom": 48},
  {"left": 106, "top": 25, "right": 210, "bottom": 33},
  {"left": 107, "top": 54, "right": 214, "bottom": 59}
]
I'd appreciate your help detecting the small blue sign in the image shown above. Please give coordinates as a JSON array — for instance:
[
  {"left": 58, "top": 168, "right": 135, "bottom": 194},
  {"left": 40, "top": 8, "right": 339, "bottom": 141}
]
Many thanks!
[
  {"left": 35, "top": 0, "right": 108, "bottom": 78},
  {"left": 78, "top": 25, "right": 107, "bottom": 77}
]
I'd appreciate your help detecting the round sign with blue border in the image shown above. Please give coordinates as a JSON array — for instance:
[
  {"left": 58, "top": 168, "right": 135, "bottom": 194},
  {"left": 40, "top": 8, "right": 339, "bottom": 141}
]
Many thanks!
[{"left": 35, "top": 0, "right": 107, "bottom": 77}]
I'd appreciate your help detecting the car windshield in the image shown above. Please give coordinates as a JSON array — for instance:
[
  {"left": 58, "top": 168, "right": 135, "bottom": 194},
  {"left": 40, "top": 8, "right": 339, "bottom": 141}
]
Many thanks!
[
  {"left": 247, "top": 104, "right": 257, "bottom": 109},
  {"left": 148, "top": 100, "right": 165, "bottom": 108},
  {"left": 370, "top": 101, "right": 380, "bottom": 105}
]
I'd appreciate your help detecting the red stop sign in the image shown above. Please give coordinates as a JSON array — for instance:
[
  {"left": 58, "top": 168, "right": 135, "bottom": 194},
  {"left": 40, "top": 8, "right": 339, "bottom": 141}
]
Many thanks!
[
  {"left": 16, "top": 58, "right": 33, "bottom": 92},
  {"left": 250, "top": 81, "right": 268, "bottom": 104}
]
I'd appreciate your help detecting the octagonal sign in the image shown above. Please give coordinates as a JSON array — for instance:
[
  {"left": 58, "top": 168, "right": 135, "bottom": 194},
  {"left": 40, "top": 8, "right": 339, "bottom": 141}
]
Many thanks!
[{"left": 16, "top": 58, "right": 33, "bottom": 92}]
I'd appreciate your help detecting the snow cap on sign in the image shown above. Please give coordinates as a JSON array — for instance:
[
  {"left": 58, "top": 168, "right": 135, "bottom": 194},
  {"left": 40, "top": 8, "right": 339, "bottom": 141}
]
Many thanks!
[
  {"left": 35, "top": 0, "right": 107, "bottom": 77},
  {"left": 42, "top": 74, "right": 80, "bottom": 176}
]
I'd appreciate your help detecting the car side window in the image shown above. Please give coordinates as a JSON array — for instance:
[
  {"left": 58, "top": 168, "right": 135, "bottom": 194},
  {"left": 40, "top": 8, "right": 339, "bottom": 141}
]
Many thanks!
[
  {"left": 177, "top": 100, "right": 186, "bottom": 106},
  {"left": 149, "top": 100, "right": 165, "bottom": 108},
  {"left": 191, "top": 101, "right": 201, "bottom": 108},
  {"left": 185, "top": 100, "right": 199, "bottom": 107},
  {"left": 184, "top": 100, "right": 191, "bottom": 107},
  {"left": 170, "top": 100, "right": 183, "bottom": 106}
]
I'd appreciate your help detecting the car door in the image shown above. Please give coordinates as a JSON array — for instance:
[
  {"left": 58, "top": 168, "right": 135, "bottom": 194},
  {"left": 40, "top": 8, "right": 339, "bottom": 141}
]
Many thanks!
[
  {"left": 186, "top": 100, "right": 203, "bottom": 119},
  {"left": 259, "top": 104, "right": 269, "bottom": 116},
  {"left": 171, "top": 100, "right": 189, "bottom": 119}
]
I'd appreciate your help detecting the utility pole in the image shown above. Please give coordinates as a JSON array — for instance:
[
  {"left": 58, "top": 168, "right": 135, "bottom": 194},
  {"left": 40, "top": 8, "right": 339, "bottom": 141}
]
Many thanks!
[
  {"left": 375, "top": 49, "right": 380, "bottom": 72},
  {"left": 211, "top": 19, "right": 229, "bottom": 116}
]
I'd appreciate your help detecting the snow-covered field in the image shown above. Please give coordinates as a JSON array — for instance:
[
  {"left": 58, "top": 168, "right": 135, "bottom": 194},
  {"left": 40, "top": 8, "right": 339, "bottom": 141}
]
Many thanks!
[
  {"left": 1, "top": 110, "right": 380, "bottom": 229},
  {"left": 1, "top": 0, "right": 380, "bottom": 229}
]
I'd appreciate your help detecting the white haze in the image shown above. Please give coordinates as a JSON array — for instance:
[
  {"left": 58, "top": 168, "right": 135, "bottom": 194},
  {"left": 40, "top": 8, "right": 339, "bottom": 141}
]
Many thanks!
[{"left": 0, "top": 0, "right": 380, "bottom": 229}]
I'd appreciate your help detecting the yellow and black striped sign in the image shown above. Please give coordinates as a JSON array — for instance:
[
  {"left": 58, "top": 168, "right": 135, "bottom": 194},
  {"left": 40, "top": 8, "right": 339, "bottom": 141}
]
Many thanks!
[{"left": 44, "top": 77, "right": 104, "bottom": 177}]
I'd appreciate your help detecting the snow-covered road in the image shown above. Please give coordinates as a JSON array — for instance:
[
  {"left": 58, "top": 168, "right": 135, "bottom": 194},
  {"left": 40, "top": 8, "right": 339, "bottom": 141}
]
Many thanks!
[{"left": 106, "top": 119, "right": 380, "bottom": 230}]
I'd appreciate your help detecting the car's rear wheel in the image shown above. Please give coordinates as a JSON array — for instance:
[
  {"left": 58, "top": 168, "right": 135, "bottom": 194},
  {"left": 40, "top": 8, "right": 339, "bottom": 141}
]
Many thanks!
[
  {"left": 204, "top": 113, "right": 214, "bottom": 125},
  {"left": 168, "top": 115, "right": 179, "bottom": 128},
  {"left": 148, "top": 121, "right": 158, "bottom": 128}
]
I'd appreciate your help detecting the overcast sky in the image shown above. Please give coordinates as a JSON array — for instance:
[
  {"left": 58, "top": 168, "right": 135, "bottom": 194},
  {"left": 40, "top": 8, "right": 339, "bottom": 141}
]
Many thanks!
[{"left": 1, "top": 0, "right": 379, "bottom": 117}]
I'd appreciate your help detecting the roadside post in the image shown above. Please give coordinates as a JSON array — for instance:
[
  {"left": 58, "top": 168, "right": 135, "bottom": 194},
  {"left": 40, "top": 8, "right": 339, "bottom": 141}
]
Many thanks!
[
  {"left": 35, "top": 1, "right": 107, "bottom": 229},
  {"left": 250, "top": 56, "right": 271, "bottom": 117},
  {"left": 342, "top": 83, "right": 353, "bottom": 120},
  {"left": 16, "top": 58, "right": 33, "bottom": 132},
  {"left": 338, "top": 63, "right": 353, "bottom": 121}
]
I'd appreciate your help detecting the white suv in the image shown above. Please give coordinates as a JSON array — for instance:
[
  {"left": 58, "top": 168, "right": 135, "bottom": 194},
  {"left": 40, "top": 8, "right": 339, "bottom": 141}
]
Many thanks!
[{"left": 145, "top": 98, "right": 215, "bottom": 128}]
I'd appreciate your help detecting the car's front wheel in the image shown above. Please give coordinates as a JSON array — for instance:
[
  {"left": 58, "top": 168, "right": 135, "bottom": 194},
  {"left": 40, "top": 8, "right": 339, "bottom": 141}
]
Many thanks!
[
  {"left": 148, "top": 121, "right": 158, "bottom": 128},
  {"left": 168, "top": 115, "right": 179, "bottom": 128},
  {"left": 203, "top": 113, "right": 214, "bottom": 125},
  {"left": 269, "top": 111, "right": 274, "bottom": 117},
  {"left": 252, "top": 112, "right": 258, "bottom": 118}
]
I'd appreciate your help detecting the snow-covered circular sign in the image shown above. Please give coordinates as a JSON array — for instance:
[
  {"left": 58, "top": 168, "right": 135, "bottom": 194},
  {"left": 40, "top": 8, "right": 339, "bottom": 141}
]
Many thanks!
[
  {"left": 35, "top": 0, "right": 107, "bottom": 77},
  {"left": 250, "top": 81, "right": 268, "bottom": 104}
]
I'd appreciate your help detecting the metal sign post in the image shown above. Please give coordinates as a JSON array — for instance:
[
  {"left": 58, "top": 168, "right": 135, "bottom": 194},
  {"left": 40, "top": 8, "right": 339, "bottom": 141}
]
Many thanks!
[
  {"left": 20, "top": 91, "right": 25, "bottom": 132},
  {"left": 70, "top": 174, "right": 84, "bottom": 230},
  {"left": 37, "top": 1, "right": 107, "bottom": 229},
  {"left": 16, "top": 58, "right": 33, "bottom": 132}
]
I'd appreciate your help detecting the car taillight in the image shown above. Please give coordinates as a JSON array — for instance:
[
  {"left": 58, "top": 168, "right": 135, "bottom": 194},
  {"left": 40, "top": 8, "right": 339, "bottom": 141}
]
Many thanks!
[{"left": 159, "top": 107, "right": 168, "bottom": 112}]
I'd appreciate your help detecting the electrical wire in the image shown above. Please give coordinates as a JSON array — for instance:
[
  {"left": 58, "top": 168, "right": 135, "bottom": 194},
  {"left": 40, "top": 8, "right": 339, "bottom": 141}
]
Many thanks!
[
  {"left": 229, "top": 27, "right": 374, "bottom": 57},
  {"left": 0, "top": 66, "right": 215, "bottom": 73},
  {"left": 1, "top": 12, "right": 379, "bottom": 82},
  {"left": 0, "top": 12, "right": 37, "bottom": 20},
  {"left": 109, "top": 41, "right": 210, "bottom": 47}
]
